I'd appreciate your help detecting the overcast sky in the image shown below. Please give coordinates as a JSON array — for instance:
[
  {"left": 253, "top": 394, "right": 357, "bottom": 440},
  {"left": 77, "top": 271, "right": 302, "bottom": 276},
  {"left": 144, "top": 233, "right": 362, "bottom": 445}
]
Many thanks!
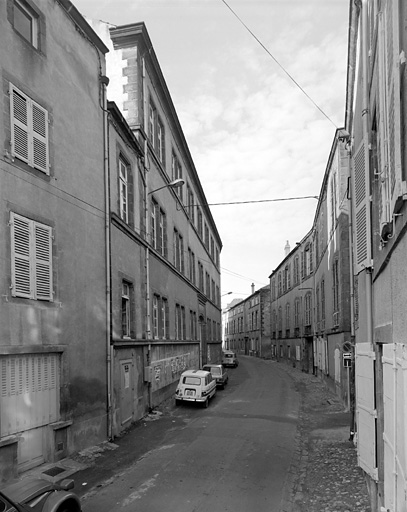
[{"left": 74, "top": 0, "right": 350, "bottom": 307}]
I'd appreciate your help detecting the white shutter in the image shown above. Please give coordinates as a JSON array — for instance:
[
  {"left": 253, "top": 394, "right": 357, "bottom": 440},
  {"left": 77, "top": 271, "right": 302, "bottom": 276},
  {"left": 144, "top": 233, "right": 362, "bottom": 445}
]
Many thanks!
[
  {"left": 10, "top": 213, "right": 53, "bottom": 301},
  {"left": 11, "top": 213, "right": 33, "bottom": 298},
  {"left": 352, "top": 140, "right": 371, "bottom": 273},
  {"left": 355, "top": 343, "right": 378, "bottom": 480},
  {"left": 10, "top": 85, "right": 30, "bottom": 165},
  {"left": 32, "top": 101, "right": 49, "bottom": 173},
  {"left": 9, "top": 83, "right": 49, "bottom": 174},
  {"left": 34, "top": 223, "right": 52, "bottom": 300}
]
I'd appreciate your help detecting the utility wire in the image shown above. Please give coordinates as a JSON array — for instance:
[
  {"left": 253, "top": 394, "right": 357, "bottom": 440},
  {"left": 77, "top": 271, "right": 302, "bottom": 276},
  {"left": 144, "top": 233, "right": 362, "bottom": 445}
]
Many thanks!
[
  {"left": 219, "top": 0, "right": 338, "bottom": 130},
  {"left": 205, "top": 195, "right": 319, "bottom": 207}
]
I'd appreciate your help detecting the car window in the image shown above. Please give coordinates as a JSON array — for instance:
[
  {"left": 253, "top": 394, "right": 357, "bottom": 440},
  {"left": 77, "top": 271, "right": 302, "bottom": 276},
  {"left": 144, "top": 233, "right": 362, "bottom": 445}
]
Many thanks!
[
  {"left": 211, "top": 368, "right": 220, "bottom": 375},
  {"left": 225, "top": 354, "right": 232, "bottom": 358},
  {"left": 183, "top": 376, "right": 201, "bottom": 385}
]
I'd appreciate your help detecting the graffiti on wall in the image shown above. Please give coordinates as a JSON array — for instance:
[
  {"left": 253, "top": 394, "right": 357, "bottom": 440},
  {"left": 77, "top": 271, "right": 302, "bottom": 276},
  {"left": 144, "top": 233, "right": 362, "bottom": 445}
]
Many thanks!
[{"left": 152, "top": 353, "right": 190, "bottom": 386}]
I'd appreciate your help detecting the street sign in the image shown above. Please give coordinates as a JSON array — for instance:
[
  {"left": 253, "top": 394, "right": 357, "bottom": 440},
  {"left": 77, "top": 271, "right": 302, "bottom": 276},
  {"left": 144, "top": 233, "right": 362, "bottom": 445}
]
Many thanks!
[{"left": 343, "top": 352, "right": 352, "bottom": 367}]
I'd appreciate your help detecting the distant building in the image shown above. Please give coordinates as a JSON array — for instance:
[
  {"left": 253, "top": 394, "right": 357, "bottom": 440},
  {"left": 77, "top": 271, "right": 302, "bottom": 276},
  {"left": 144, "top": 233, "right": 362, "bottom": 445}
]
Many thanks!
[
  {"left": 223, "top": 286, "right": 271, "bottom": 358},
  {"left": 270, "top": 132, "right": 352, "bottom": 403}
]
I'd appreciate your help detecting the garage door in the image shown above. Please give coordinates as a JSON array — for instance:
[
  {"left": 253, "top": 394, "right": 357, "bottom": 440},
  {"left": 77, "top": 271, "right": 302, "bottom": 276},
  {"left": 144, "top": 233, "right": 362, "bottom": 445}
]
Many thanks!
[{"left": 0, "top": 354, "right": 60, "bottom": 469}]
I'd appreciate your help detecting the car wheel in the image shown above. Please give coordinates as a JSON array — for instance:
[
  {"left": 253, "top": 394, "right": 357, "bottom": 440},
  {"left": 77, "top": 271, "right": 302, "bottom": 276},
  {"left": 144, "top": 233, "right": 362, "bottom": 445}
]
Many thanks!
[
  {"left": 175, "top": 399, "right": 181, "bottom": 406},
  {"left": 203, "top": 398, "right": 209, "bottom": 408}
]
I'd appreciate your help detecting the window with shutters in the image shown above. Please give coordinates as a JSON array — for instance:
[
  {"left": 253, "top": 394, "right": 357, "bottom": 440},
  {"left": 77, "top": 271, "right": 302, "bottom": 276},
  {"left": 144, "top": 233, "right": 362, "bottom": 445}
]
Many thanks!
[
  {"left": 150, "top": 199, "right": 167, "bottom": 257},
  {"left": 10, "top": 84, "right": 49, "bottom": 174},
  {"left": 376, "top": 2, "right": 403, "bottom": 225},
  {"left": 304, "top": 293, "right": 312, "bottom": 326},
  {"left": 10, "top": 212, "right": 53, "bottom": 301}
]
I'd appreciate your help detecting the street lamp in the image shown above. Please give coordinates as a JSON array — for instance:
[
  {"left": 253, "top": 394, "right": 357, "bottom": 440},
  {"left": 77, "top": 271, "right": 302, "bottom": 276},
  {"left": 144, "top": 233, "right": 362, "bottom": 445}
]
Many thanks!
[
  {"left": 221, "top": 291, "right": 233, "bottom": 297},
  {"left": 148, "top": 178, "right": 184, "bottom": 196}
]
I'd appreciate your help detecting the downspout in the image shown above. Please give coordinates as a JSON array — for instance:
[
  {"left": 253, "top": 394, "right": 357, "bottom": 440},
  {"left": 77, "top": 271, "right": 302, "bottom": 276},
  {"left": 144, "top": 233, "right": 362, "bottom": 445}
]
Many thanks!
[
  {"left": 345, "top": 0, "right": 360, "bottom": 441},
  {"left": 361, "top": 0, "right": 373, "bottom": 346},
  {"left": 142, "top": 57, "right": 153, "bottom": 412},
  {"left": 101, "top": 74, "right": 113, "bottom": 439}
]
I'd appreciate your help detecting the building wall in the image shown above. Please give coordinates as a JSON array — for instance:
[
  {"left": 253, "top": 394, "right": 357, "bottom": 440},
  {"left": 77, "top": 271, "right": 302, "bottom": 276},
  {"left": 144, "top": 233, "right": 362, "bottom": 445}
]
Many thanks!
[
  {"left": 270, "top": 135, "right": 352, "bottom": 404},
  {"left": 91, "top": 20, "right": 222, "bottom": 424},
  {"left": 0, "top": 0, "right": 108, "bottom": 476}
]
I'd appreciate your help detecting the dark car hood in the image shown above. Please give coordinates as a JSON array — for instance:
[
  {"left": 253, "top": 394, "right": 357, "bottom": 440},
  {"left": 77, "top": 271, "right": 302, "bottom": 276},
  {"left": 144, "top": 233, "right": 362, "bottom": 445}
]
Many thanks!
[{"left": 2, "top": 479, "right": 56, "bottom": 504}]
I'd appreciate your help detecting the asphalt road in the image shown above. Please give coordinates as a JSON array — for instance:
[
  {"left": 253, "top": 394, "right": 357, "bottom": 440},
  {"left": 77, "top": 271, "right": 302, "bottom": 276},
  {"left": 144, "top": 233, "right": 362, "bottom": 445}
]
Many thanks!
[{"left": 82, "top": 357, "right": 300, "bottom": 512}]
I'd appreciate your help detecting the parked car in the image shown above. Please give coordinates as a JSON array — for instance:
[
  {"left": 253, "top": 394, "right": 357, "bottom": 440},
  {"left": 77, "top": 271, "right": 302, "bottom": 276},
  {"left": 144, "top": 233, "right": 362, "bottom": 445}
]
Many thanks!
[
  {"left": 175, "top": 369, "right": 216, "bottom": 407},
  {"left": 202, "top": 364, "right": 229, "bottom": 389},
  {"left": 0, "top": 478, "right": 81, "bottom": 512},
  {"left": 222, "top": 350, "right": 239, "bottom": 368}
]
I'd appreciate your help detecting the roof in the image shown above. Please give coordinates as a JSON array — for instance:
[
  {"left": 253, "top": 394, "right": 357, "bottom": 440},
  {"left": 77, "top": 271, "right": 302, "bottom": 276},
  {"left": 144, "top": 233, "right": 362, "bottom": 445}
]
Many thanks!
[{"left": 181, "top": 369, "right": 209, "bottom": 377}]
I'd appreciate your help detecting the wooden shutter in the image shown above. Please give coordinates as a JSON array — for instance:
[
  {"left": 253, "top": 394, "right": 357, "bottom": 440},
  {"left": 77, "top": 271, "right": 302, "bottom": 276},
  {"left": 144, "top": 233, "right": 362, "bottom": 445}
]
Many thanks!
[
  {"left": 34, "top": 223, "right": 53, "bottom": 300},
  {"left": 11, "top": 213, "right": 32, "bottom": 298},
  {"left": 10, "top": 213, "right": 52, "bottom": 301},
  {"left": 32, "top": 102, "right": 49, "bottom": 173},
  {"left": 10, "top": 84, "right": 49, "bottom": 174},
  {"left": 10, "top": 85, "right": 30, "bottom": 165},
  {"left": 355, "top": 343, "right": 378, "bottom": 480},
  {"left": 352, "top": 140, "right": 371, "bottom": 273},
  {"left": 384, "top": 1, "right": 403, "bottom": 213}
]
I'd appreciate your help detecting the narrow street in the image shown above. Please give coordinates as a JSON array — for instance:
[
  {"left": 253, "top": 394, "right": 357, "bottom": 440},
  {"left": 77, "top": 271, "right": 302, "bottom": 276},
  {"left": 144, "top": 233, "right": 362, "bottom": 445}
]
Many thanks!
[{"left": 81, "top": 357, "right": 300, "bottom": 512}]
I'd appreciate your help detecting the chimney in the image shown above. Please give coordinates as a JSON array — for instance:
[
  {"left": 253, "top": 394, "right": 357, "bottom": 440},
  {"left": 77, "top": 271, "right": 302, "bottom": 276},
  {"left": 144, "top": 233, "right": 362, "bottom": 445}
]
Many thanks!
[
  {"left": 284, "top": 240, "right": 290, "bottom": 257},
  {"left": 251, "top": 283, "right": 255, "bottom": 294}
]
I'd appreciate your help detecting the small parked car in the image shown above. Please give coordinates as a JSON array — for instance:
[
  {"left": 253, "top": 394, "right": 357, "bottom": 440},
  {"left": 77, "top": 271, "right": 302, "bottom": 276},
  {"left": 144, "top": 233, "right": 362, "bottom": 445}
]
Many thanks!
[
  {"left": 222, "top": 350, "right": 239, "bottom": 368},
  {"left": 0, "top": 478, "right": 81, "bottom": 512},
  {"left": 202, "top": 364, "right": 229, "bottom": 389},
  {"left": 175, "top": 369, "right": 216, "bottom": 407}
]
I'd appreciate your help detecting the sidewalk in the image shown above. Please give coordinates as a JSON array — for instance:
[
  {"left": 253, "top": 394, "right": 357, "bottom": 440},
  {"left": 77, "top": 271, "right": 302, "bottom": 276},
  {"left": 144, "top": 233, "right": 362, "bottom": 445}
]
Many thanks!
[
  {"left": 21, "top": 359, "right": 372, "bottom": 511},
  {"left": 276, "top": 361, "right": 371, "bottom": 512}
]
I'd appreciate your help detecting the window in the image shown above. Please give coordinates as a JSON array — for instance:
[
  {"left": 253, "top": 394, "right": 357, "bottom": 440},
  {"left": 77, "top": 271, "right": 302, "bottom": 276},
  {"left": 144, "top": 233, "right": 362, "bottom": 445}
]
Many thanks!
[
  {"left": 173, "top": 229, "right": 184, "bottom": 273},
  {"left": 198, "top": 261, "right": 204, "bottom": 291},
  {"left": 304, "top": 293, "right": 312, "bottom": 326},
  {"left": 152, "top": 295, "right": 159, "bottom": 339},
  {"left": 188, "top": 248, "right": 196, "bottom": 284},
  {"left": 150, "top": 200, "right": 167, "bottom": 256},
  {"left": 148, "top": 101, "right": 156, "bottom": 146},
  {"left": 285, "top": 303, "right": 290, "bottom": 335},
  {"left": 190, "top": 310, "right": 197, "bottom": 340},
  {"left": 197, "top": 208, "right": 203, "bottom": 238},
  {"left": 13, "top": 0, "right": 39, "bottom": 48},
  {"left": 210, "top": 236, "right": 214, "bottom": 259},
  {"left": 294, "top": 298, "right": 300, "bottom": 328},
  {"left": 119, "top": 158, "right": 128, "bottom": 223},
  {"left": 333, "top": 260, "right": 339, "bottom": 325},
  {"left": 157, "top": 118, "right": 165, "bottom": 164},
  {"left": 122, "top": 283, "right": 131, "bottom": 338},
  {"left": 10, "top": 212, "right": 52, "bottom": 301},
  {"left": 175, "top": 304, "right": 186, "bottom": 340},
  {"left": 10, "top": 84, "right": 49, "bottom": 174},
  {"left": 161, "top": 297, "right": 169, "bottom": 339},
  {"left": 171, "top": 152, "right": 183, "bottom": 201},
  {"left": 187, "top": 185, "right": 195, "bottom": 222},
  {"left": 321, "top": 278, "right": 326, "bottom": 327},
  {"left": 205, "top": 272, "right": 210, "bottom": 298},
  {"left": 277, "top": 272, "right": 282, "bottom": 296},
  {"left": 204, "top": 224, "right": 209, "bottom": 249}
]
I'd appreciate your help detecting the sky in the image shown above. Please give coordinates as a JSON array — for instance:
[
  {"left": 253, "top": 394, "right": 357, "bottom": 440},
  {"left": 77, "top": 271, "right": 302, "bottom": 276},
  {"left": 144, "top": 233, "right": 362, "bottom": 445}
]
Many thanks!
[{"left": 74, "top": 0, "right": 350, "bottom": 308}]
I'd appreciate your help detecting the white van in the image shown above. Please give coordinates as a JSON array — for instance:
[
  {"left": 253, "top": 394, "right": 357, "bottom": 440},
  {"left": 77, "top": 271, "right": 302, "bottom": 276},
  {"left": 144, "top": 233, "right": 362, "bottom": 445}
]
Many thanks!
[
  {"left": 222, "top": 350, "right": 239, "bottom": 368},
  {"left": 175, "top": 369, "right": 216, "bottom": 407}
]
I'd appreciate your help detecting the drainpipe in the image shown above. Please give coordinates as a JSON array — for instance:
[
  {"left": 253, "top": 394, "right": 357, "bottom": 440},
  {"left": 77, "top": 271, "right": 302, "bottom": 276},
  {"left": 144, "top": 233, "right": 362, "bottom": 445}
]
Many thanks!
[
  {"left": 345, "top": 0, "right": 360, "bottom": 441},
  {"left": 101, "top": 74, "right": 113, "bottom": 439},
  {"left": 142, "top": 57, "right": 153, "bottom": 412},
  {"left": 360, "top": 0, "right": 373, "bottom": 346}
]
